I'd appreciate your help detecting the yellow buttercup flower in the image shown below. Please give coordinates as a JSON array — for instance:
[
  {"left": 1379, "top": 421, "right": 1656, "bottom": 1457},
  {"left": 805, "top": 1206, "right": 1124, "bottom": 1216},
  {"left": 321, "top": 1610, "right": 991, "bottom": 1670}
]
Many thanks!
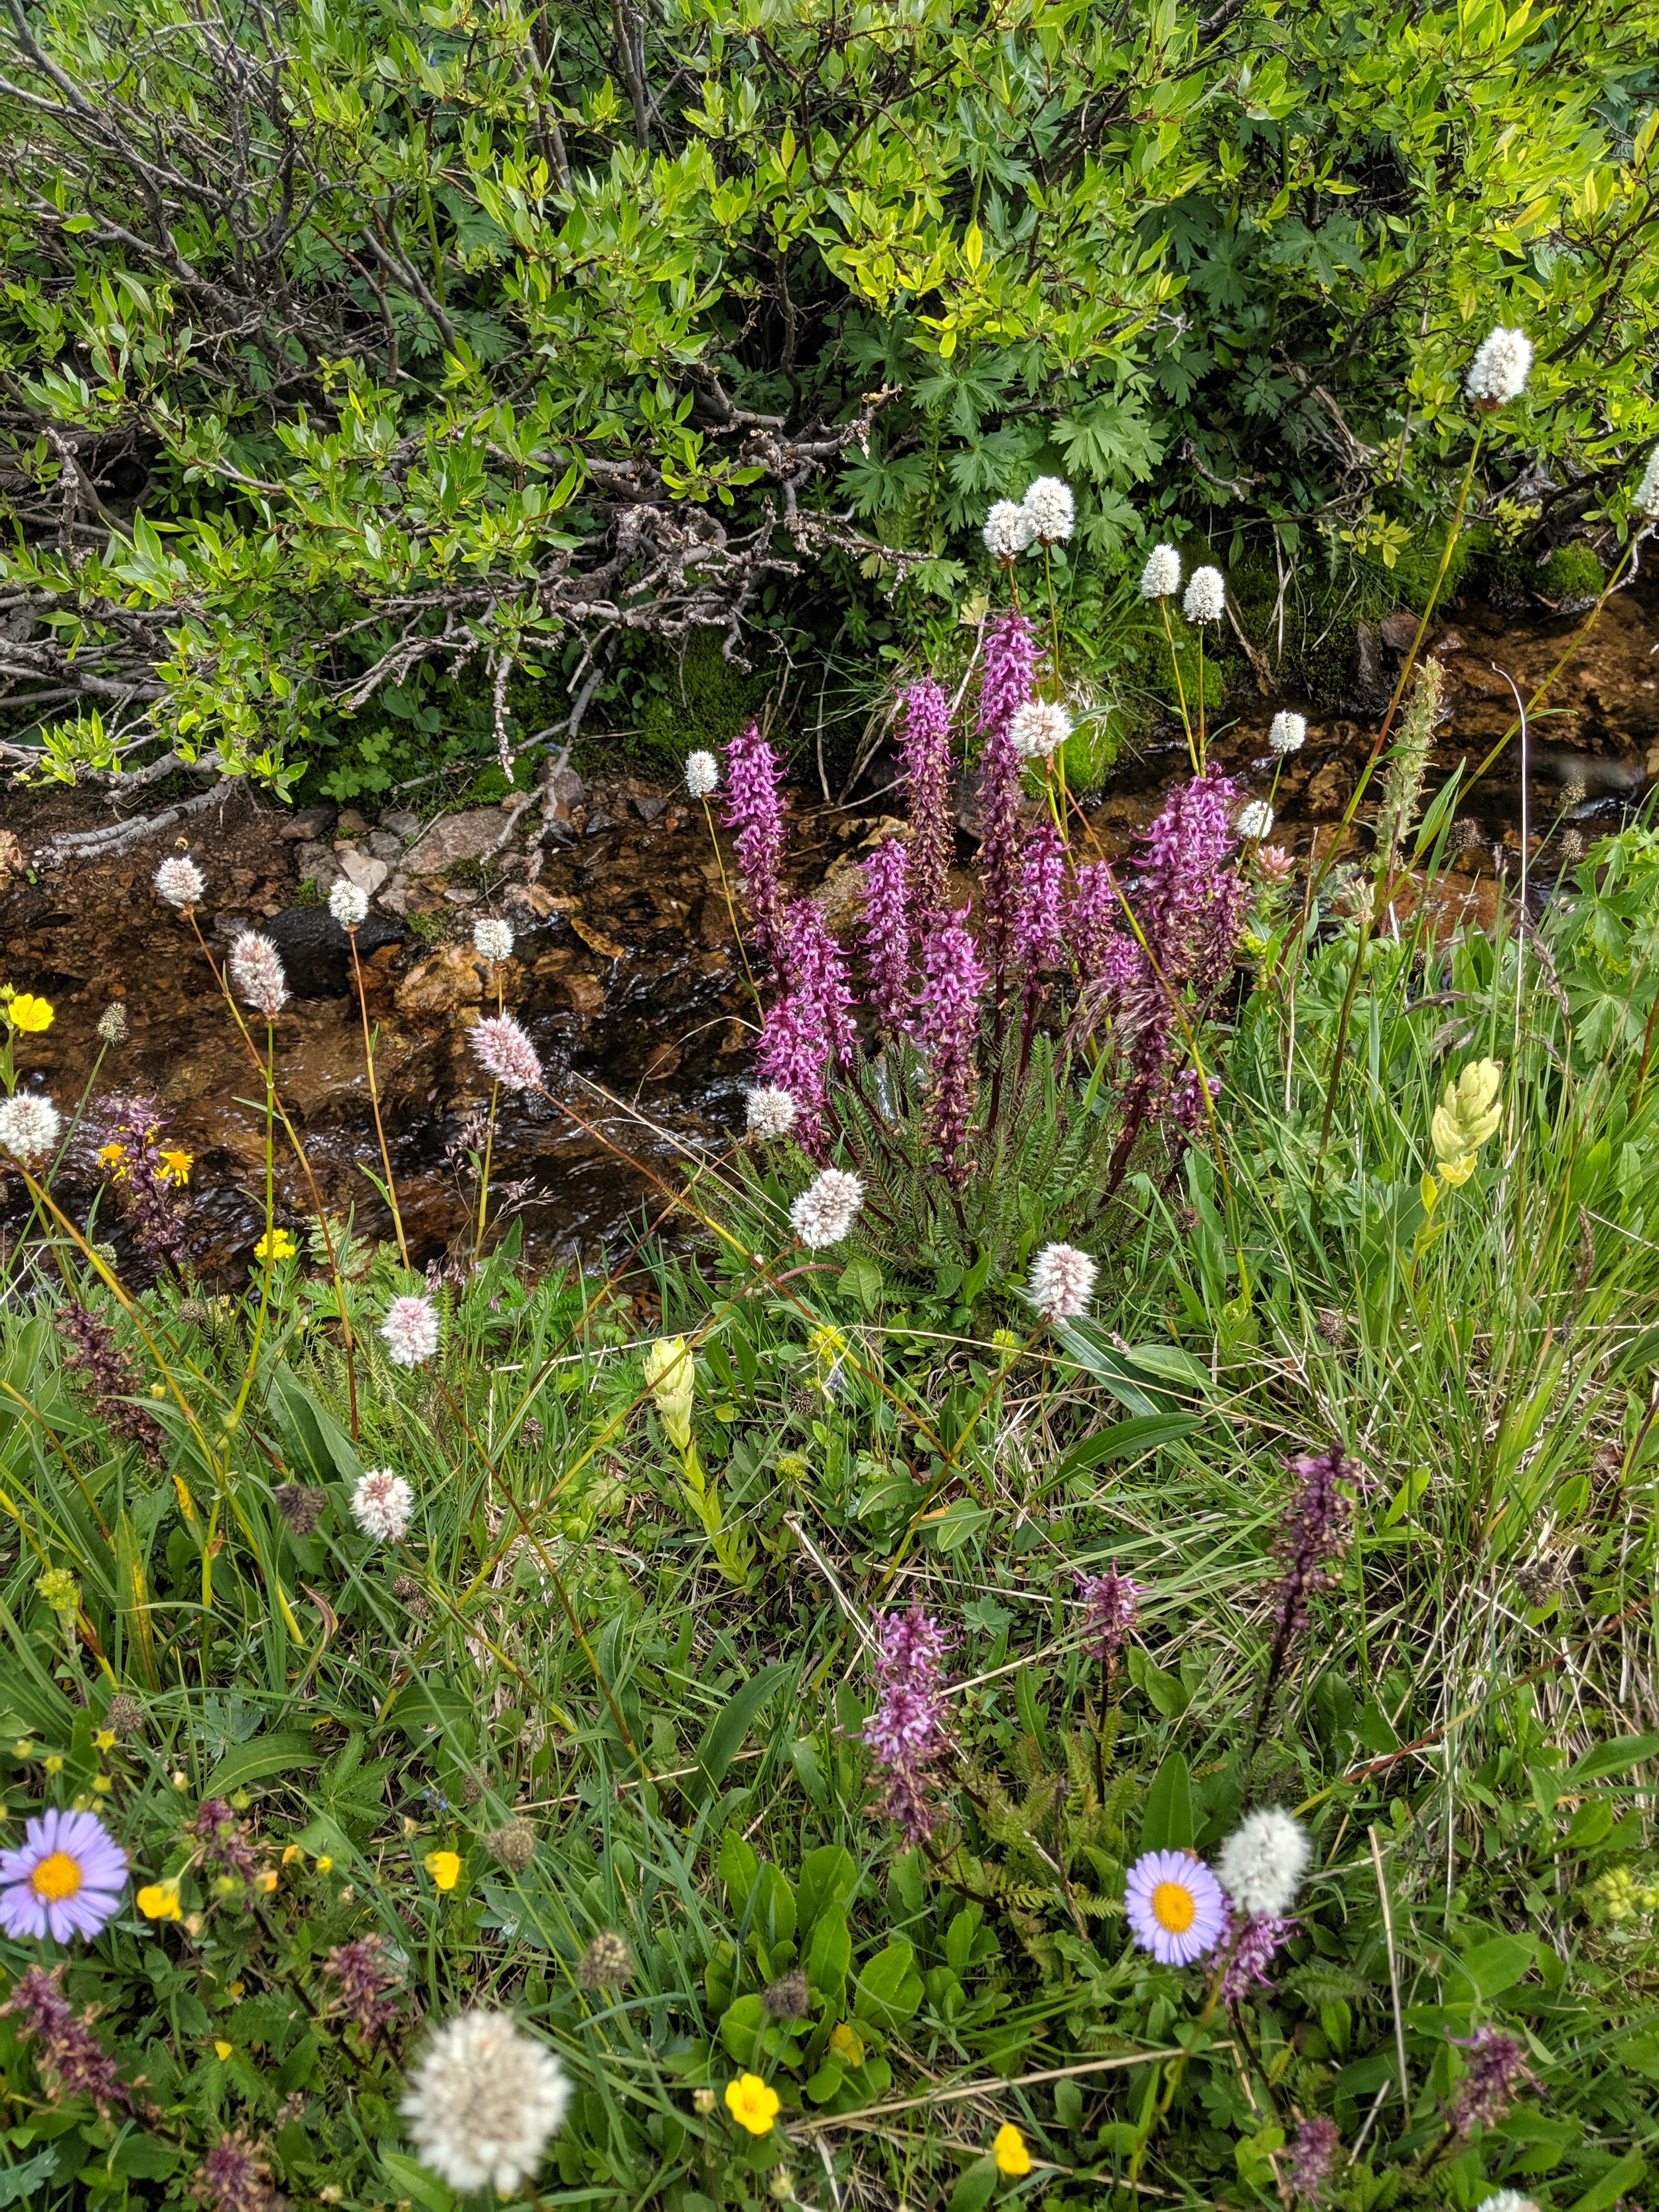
[
  {"left": 253, "top": 1869, "right": 277, "bottom": 1893},
  {"left": 157, "top": 1148, "right": 194, "bottom": 1186},
  {"left": 724, "top": 2073, "right": 781, "bottom": 2136},
  {"left": 214, "top": 2041, "right": 234, "bottom": 2061},
  {"left": 992, "top": 2123, "right": 1031, "bottom": 2176},
  {"left": 7, "top": 994, "right": 54, "bottom": 1033},
  {"left": 424, "top": 1849, "right": 462, "bottom": 1891},
  {"left": 254, "top": 1228, "right": 296, "bottom": 1262},
  {"left": 828, "top": 2020, "right": 864, "bottom": 2065},
  {"left": 137, "top": 1878, "right": 182, "bottom": 1921}
]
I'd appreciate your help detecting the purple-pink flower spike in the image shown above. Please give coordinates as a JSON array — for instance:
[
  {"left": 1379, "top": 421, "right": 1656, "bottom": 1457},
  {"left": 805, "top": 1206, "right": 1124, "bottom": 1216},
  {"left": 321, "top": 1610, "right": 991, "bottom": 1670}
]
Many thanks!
[
  {"left": 1283, "top": 2114, "right": 1340, "bottom": 2201},
  {"left": 1137, "top": 765, "right": 1248, "bottom": 995},
  {"left": 1075, "top": 1565, "right": 1143, "bottom": 1662},
  {"left": 723, "top": 721, "right": 788, "bottom": 966},
  {"left": 863, "top": 1605, "right": 958, "bottom": 1845},
  {"left": 901, "top": 678, "right": 954, "bottom": 932},
  {"left": 755, "top": 901, "right": 857, "bottom": 1161},
  {"left": 863, "top": 838, "right": 914, "bottom": 1030},
  {"left": 1016, "top": 818, "right": 1065, "bottom": 1033},
  {"left": 1219, "top": 1910, "right": 1297, "bottom": 2003},
  {"left": 918, "top": 907, "right": 985, "bottom": 1183},
  {"left": 976, "top": 613, "right": 1037, "bottom": 997}
]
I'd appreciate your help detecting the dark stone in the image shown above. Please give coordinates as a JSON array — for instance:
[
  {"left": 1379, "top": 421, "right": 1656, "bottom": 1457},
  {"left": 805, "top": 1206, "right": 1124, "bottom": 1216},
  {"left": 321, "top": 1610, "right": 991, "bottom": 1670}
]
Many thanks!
[
  {"left": 279, "top": 804, "right": 338, "bottom": 842},
  {"left": 262, "top": 905, "right": 405, "bottom": 997},
  {"left": 634, "top": 793, "right": 667, "bottom": 822}
]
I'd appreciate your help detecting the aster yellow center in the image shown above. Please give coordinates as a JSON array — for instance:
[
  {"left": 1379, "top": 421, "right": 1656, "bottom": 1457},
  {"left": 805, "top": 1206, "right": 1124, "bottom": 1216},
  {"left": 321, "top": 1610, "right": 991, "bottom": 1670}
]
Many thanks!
[
  {"left": 31, "top": 1851, "right": 83, "bottom": 1901},
  {"left": 1151, "top": 1879, "right": 1196, "bottom": 1933}
]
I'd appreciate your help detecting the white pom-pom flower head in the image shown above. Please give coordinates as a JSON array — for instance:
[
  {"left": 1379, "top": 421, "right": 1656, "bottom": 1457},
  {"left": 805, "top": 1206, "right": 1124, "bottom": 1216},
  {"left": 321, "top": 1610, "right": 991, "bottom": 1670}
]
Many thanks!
[
  {"left": 1465, "top": 325, "right": 1532, "bottom": 409},
  {"left": 351, "top": 1467, "right": 413, "bottom": 1543},
  {"left": 400, "top": 2011, "right": 571, "bottom": 2197},
  {"left": 0, "top": 1092, "right": 62, "bottom": 1167},
  {"left": 329, "top": 879, "right": 370, "bottom": 929},
  {"left": 228, "top": 930, "right": 289, "bottom": 1019},
  {"left": 154, "top": 855, "right": 206, "bottom": 909},
  {"left": 685, "top": 751, "right": 719, "bottom": 799},
  {"left": 746, "top": 1086, "right": 798, "bottom": 1141},
  {"left": 1237, "top": 801, "right": 1274, "bottom": 841},
  {"left": 1027, "top": 1242, "right": 1096, "bottom": 1323},
  {"left": 790, "top": 1168, "right": 864, "bottom": 1250},
  {"left": 1216, "top": 1806, "right": 1310, "bottom": 1916},
  {"left": 1183, "top": 566, "right": 1226, "bottom": 624},
  {"left": 1635, "top": 448, "right": 1659, "bottom": 521},
  {"left": 1268, "top": 711, "right": 1306, "bottom": 755},
  {"left": 1139, "top": 543, "right": 1181, "bottom": 600},
  {"left": 1008, "top": 699, "right": 1072, "bottom": 759},
  {"left": 982, "top": 500, "right": 1035, "bottom": 561},
  {"left": 1021, "top": 476, "right": 1075, "bottom": 544},
  {"left": 473, "top": 917, "right": 514, "bottom": 964},
  {"left": 381, "top": 1293, "right": 440, "bottom": 1368}
]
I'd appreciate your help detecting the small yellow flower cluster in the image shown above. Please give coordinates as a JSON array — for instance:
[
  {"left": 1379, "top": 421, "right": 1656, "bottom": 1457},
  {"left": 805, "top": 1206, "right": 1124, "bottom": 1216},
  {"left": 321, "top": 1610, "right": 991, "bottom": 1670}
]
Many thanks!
[
  {"left": 1591, "top": 1866, "right": 1659, "bottom": 1924},
  {"left": 254, "top": 1228, "right": 297, "bottom": 1262}
]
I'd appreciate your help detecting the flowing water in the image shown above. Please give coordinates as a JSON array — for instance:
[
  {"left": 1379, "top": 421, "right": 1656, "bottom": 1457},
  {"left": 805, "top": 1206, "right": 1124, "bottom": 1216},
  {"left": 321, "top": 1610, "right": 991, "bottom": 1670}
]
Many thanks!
[{"left": 5, "top": 576, "right": 1656, "bottom": 1280}]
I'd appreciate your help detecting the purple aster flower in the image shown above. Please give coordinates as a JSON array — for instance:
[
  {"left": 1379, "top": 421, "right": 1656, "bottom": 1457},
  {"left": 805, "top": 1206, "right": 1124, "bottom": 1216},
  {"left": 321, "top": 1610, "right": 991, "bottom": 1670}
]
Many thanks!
[
  {"left": 863, "top": 1606, "right": 958, "bottom": 1846},
  {"left": 1447, "top": 2025, "right": 1534, "bottom": 2136},
  {"left": 755, "top": 901, "right": 857, "bottom": 1161},
  {"left": 723, "top": 721, "right": 788, "bottom": 968},
  {"left": 1284, "top": 2115, "right": 1340, "bottom": 2202},
  {"left": 0, "top": 1808, "right": 127, "bottom": 1942},
  {"left": 863, "top": 837, "right": 914, "bottom": 1029},
  {"left": 1219, "top": 1909, "right": 1297, "bottom": 2002},
  {"left": 0, "top": 1963, "right": 130, "bottom": 2113},
  {"left": 916, "top": 907, "right": 985, "bottom": 1183},
  {"left": 976, "top": 612, "right": 1037, "bottom": 999},
  {"left": 901, "top": 678, "right": 955, "bottom": 933},
  {"left": 1125, "top": 1849, "right": 1229, "bottom": 1967},
  {"left": 1075, "top": 1565, "right": 1143, "bottom": 1664}
]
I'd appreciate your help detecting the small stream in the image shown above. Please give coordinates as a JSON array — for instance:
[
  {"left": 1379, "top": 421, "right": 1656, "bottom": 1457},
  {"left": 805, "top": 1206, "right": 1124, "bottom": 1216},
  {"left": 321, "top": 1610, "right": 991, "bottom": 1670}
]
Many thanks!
[{"left": 5, "top": 578, "right": 1655, "bottom": 1282}]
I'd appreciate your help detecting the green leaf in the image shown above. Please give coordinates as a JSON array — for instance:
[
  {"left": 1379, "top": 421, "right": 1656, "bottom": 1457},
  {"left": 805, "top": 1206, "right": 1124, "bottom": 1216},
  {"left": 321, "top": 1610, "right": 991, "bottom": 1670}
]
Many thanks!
[
  {"left": 796, "top": 1843, "right": 857, "bottom": 1935},
  {"left": 806, "top": 1907, "right": 851, "bottom": 2004},
  {"left": 1121, "top": 1343, "right": 1212, "bottom": 1392},
  {"left": 692, "top": 1663, "right": 792, "bottom": 1798},
  {"left": 1126, "top": 1645, "right": 1188, "bottom": 1718},
  {"left": 719, "top": 1830, "right": 759, "bottom": 1910},
  {"left": 0, "top": 2149, "right": 60, "bottom": 2206},
  {"left": 719, "top": 1992, "right": 770, "bottom": 2066},
  {"left": 1565, "top": 2150, "right": 1646, "bottom": 2212},
  {"left": 206, "top": 1729, "right": 323, "bottom": 1797},
  {"left": 1054, "top": 1321, "right": 1166, "bottom": 1414},
  {"left": 1451, "top": 1934, "right": 1535, "bottom": 2000},
  {"left": 1140, "top": 1749, "right": 1194, "bottom": 1851},
  {"left": 946, "top": 2160, "right": 999, "bottom": 2212},
  {"left": 837, "top": 1257, "right": 884, "bottom": 1314},
  {"left": 1566, "top": 1733, "right": 1659, "bottom": 1783},
  {"left": 854, "top": 1939, "right": 924, "bottom": 2029},
  {"left": 376, "top": 2148, "right": 457, "bottom": 2211}
]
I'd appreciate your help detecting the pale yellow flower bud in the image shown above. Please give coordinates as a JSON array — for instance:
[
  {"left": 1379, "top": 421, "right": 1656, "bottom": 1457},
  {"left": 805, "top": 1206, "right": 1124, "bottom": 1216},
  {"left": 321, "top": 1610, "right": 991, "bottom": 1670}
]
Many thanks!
[
  {"left": 1431, "top": 1058, "right": 1503, "bottom": 1174},
  {"left": 643, "top": 1336, "right": 695, "bottom": 1453}
]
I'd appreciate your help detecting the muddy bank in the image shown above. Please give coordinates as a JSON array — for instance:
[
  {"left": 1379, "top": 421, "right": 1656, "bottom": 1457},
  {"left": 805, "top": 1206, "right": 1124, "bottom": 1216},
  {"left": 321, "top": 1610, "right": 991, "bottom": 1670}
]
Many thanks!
[{"left": 4, "top": 577, "right": 1656, "bottom": 1278}]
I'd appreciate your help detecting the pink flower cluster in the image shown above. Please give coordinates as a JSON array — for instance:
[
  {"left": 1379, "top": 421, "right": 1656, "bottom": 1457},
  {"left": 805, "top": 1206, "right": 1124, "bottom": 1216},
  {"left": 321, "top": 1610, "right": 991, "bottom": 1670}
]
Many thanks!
[{"left": 863, "top": 1606, "right": 958, "bottom": 1845}]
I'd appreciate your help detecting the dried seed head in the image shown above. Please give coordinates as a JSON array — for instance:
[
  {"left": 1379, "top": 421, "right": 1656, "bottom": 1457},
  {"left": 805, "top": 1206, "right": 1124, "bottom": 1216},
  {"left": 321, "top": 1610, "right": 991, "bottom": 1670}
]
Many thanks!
[
  {"left": 1314, "top": 1308, "right": 1350, "bottom": 1348},
  {"left": 487, "top": 1819, "right": 536, "bottom": 1875},
  {"left": 392, "top": 1571, "right": 433, "bottom": 1620},
  {"left": 104, "top": 1694, "right": 145, "bottom": 1738},
  {"left": 275, "top": 1483, "right": 326, "bottom": 1536},
  {"left": 97, "top": 1002, "right": 129, "bottom": 1044},
  {"left": 575, "top": 1931, "right": 635, "bottom": 1988},
  {"left": 762, "top": 1970, "right": 811, "bottom": 2020}
]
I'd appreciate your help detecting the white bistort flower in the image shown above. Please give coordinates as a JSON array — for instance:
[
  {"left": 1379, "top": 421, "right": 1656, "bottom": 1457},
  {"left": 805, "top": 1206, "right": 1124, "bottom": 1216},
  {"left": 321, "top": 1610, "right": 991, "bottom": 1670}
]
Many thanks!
[
  {"left": 1475, "top": 2195, "right": 1539, "bottom": 2212},
  {"left": 746, "top": 1086, "right": 798, "bottom": 1140},
  {"left": 400, "top": 2011, "right": 571, "bottom": 2197},
  {"left": 351, "top": 1467, "right": 413, "bottom": 1542},
  {"left": 473, "top": 917, "right": 514, "bottom": 964},
  {"left": 1216, "top": 1807, "right": 1310, "bottom": 1916},
  {"left": 1139, "top": 543, "right": 1181, "bottom": 600},
  {"left": 1465, "top": 326, "right": 1532, "bottom": 408},
  {"left": 982, "top": 499, "right": 1035, "bottom": 561},
  {"left": 1237, "top": 801, "right": 1274, "bottom": 840},
  {"left": 329, "top": 880, "right": 370, "bottom": 928},
  {"left": 1027, "top": 1242, "right": 1097, "bottom": 1323},
  {"left": 381, "top": 1293, "right": 440, "bottom": 1368},
  {"left": 229, "top": 930, "right": 289, "bottom": 1019},
  {"left": 790, "top": 1168, "right": 865, "bottom": 1250},
  {"left": 1268, "top": 711, "right": 1307, "bottom": 755},
  {"left": 1008, "top": 700, "right": 1072, "bottom": 759},
  {"left": 1183, "top": 566, "right": 1226, "bottom": 623},
  {"left": 685, "top": 751, "right": 720, "bottom": 799},
  {"left": 1021, "top": 476, "right": 1075, "bottom": 544},
  {"left": 1636, "top": 447, "right": 1659, "bottom": 520},
  {"left": 154, "top": 855, "right": 206, "bottom": 909},
  {"left": 0, "top": 1092, "right": 62, "bottom": 1166}
]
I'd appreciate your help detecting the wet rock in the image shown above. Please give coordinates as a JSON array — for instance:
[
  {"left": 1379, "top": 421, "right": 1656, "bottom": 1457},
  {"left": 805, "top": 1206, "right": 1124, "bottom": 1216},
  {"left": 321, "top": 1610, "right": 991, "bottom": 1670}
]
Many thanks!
[
  {"left": 563, "top": 971, "right": 607, "bottom": 1021},
  {"left": 547, "top": 765, "right": 586, "bottom": 814},
  {"left": 634, "top": 792, "right": 668, "bottom": 822},
  {"left": 1379, "top": 610, "right": 1419, "bottom": 652},
  {"left": 264, "top": 905, "right": 404, "bottom": 997},
  {"left": 570, "top": 915, "right": 626, "bottom": 960},
  {"left": 279, "top": 805, "right": 337, "bottom": 842},
  {"left": 394, "top": 942, "right": 484, "bottom": 1019},
  {"left": 404, "top": 806, "right": 512, "bottom": 875},
  {"left": 1351, "top": 623, "right": 1390, "bottom": 711},
  {"left": 1303, "top": 759, "right": 1351, "bottom": 817}
]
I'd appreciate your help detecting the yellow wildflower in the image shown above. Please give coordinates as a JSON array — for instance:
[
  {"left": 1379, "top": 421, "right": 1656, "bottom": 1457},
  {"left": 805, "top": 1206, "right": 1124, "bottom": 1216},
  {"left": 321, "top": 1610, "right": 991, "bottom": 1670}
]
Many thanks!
[
  {"left": 642, "top": 1336, "right": 695, "bottom": 1451},
  {"left": 828, "top": 2021, "right": 865, "bottom": 2065},
  {"left": 98, "top": 1142, "right": 128, "bottom": 1175},
  {"left": 992, "top": 2123, "right": 1031, "bottom": 2176},
  {"left": 37, "top": 1567, "right": 78, "bottom": 1615},
  {"left": 92, "top": 1773, "right": 113, "bottom": 1794},
  {"left": 137, "top": 1878, "right": 182, "bottom": 1921},
  {"left": 253, "top": 1868, "right": 277, "bottom": 1892},
  {"left": 724, "top": 2073, "right": 781, "bottom": 2136},
  {"left": 313, "top": 1854, "right": 333, "bottom": 1874},
  {"left": 214, "top": 2041, "right": 234, "bottom": 2061},
  {"left": 43, "top": 1755, "right": 64, "bottom": 1775},
  {"left": 157, "top": 1148, "right": 194, "bottom": 1186},
  {"left": 424, "top": 1848, "right": 461, "bottom": 1891},
  {"left": 1431, "top": 1057, "right": 1503, "bottom": 1183},
  {"left": 92, "top": 1729, "right": 116, "bottom": 1752},
  {"left": 7, "top": 994, "right": 54, "bottom": 1033},
  {"left": 254, "top": 1228, "right": 297, "bottom": 1262}
]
